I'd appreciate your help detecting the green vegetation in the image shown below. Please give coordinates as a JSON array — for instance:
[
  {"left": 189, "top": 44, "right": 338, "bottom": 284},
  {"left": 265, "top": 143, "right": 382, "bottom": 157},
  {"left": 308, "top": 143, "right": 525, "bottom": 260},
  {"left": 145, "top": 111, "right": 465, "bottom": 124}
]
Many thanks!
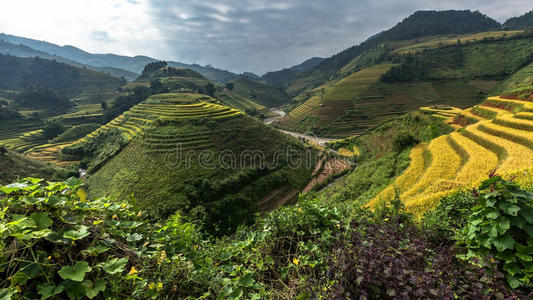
[
  {"left": 42, "top": 120, "right": 66, "bottom": 140},
  {"left": 88, "top": 113, "right": 316, "bottom": 236},
  {"left": 459, "top": 176, "right": 533, "bottom": 288},
  {"left": 14, "top": 87, "right": 73, "bottom": 115},
  {"left": 504, "top": 10, "right": 533, "bottom": 30},
  {"left": 265, "top": 10, "right": 502, "bottom": 96},
  {"left": 0, "top": 54, "right": 125, "bottom": 96},
  {"left": 0, "top": 150, "right": 76, "bottom": 184},
  {"left": 1, "top": 176, "right": 528, "bottom": 299},
  {"left": 229, "top": 78, "right": 291, "bottom": 108},
  {"left": 50, "top": 124, "right": 101, "bottom": 143},
  {"left": 314, "top": 112, "right": 452, "bottom": 203}
]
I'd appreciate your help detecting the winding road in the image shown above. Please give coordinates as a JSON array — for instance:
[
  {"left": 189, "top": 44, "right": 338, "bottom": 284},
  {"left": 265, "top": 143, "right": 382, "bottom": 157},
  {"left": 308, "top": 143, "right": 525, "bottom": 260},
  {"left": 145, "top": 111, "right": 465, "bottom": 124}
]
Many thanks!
[{"left": 264, "top": 108, "right": 338, "bottom": 146}]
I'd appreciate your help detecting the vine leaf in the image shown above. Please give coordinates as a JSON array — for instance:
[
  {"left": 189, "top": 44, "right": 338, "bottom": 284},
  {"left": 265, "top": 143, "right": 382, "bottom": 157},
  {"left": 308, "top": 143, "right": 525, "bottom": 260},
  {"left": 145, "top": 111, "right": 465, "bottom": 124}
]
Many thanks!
[{"left": 58, "top": 261, "right": 92, "bottom": 282}]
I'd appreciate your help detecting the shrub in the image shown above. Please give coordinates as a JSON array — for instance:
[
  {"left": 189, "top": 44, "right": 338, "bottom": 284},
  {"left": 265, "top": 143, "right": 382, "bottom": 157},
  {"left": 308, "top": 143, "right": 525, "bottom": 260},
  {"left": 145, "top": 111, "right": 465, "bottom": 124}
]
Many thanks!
[
  {"left": 392, "top": 132, "right": 419, "bottom": 152},
  {"left": 42, "top": 120, "right": 66, "bottom": 140},
  {"left": 328, "top": 200, "right": 518, "bottom": 298},
  {"left": 459, "top": 175, "right": 533, "bottom": 289},
  {"left": 0, "top": 178, "right": 147, "bottom": 299}
]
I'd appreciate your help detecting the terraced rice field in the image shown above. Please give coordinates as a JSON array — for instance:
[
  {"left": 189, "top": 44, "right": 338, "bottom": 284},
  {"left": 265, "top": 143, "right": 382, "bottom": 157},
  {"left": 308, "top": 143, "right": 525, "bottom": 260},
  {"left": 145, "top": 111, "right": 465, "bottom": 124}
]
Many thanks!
[
  {"left": 0, "top": 120, "right": 46, "bottom": 153},
  {"left": 69, "top": 94, "right": 240, "bottom": 143},
  {"left": 419, "top": 106, "right": 462, "bottom": 119},
  {"left": 280, "top": 64, "right": 393, "bottom": 136},
  {"left": 370, "top": 96, "right": 533, "bottom": 216},
  {"left": 26, "top": 142, "right": 78, "bottom": 166}
]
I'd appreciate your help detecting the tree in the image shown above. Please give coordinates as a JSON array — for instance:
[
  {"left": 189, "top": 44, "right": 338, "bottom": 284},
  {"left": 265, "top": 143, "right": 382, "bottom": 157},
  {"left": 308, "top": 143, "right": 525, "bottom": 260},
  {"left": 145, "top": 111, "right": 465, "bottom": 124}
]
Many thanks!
[
  {"left": 150, "top": 79, "right": 164, "bottom": 94},
  {"left": 141, "top": 61, "right": 167, "bottom": 77},
  {"left": 225, "top": 82, "right": 234, "bottom": 91},
  {"left": 42, "top": 120, "right": 65, "bottom": 140},
  {"left": 100, "top": 101, "right": 108, "bottom": 110},
  {"left": 205, "top": 83, "right": 215, "bottom": 97}
]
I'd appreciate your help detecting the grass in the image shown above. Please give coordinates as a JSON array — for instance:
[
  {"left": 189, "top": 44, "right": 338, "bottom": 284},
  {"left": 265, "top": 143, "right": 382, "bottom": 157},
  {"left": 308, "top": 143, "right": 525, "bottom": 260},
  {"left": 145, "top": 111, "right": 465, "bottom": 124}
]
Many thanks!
[{"left": 394, "top": 30, "right": 524, "bottom": 54}]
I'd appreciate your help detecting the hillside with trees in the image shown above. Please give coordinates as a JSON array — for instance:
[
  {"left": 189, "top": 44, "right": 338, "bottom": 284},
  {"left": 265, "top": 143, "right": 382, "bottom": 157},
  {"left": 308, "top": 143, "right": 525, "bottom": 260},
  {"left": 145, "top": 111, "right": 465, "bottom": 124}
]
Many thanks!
[
  {"left": 504, "top": 10, "right": 533, "bottom": 30},
  {"left": 0, "top": 54, "right": 125, "bottom": 96}
]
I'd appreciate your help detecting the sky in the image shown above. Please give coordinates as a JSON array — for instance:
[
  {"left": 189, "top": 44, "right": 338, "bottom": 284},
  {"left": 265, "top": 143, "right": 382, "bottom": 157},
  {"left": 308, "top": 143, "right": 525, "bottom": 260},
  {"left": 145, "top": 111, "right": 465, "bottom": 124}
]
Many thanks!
[{"left": 0, "top": 1, "right": 531, "bottom": 75}]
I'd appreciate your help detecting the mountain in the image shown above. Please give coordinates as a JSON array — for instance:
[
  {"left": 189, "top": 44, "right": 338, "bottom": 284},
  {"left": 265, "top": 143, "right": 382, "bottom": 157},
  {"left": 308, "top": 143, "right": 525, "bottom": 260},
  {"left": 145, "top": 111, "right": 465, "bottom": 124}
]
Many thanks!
[
  {"left": 289, "top": 57, "right": 325, "bottom": 72},
  {"left": 0, "top": 33, "right": 240, "bottom": 83},
  {"left": 65, "top": 93, "right": 318, "bottom": 235},
  {"left": 277, "top": 9, "right": 532, "bottom": 137},
  {"left": 503, "top": 10, "right": 533, "bottom": 30},
  {"left": 129, "top": 66, "right": 290, "bottom": 113},
  {"left": 0, "top": 39, "right": 139, "bottom": 80},
  {"left": 261, "top": 57, "right": 324, "bottom": 87},
  {"left": 0, "top": 53, "right": 125, "bottom": 96},
  {"left": 275, "top": 10, "right": 502, "bottom": 95}
]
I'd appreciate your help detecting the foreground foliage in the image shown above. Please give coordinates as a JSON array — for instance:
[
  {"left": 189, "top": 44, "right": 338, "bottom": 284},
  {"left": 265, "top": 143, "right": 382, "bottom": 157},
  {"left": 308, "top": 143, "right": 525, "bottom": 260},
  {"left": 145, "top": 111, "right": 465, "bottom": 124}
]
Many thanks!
[{"left": 0, "top": 177, "right": 529, "bottom": 299}]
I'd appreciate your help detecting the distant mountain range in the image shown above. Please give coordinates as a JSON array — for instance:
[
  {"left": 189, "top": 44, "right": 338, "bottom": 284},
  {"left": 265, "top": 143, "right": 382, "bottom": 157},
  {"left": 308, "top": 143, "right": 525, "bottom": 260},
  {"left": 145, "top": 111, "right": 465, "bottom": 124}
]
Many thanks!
[
  {"left": 261, "top": 9, "right": 533, "bottom": 93},
  {"left": 0, "top": 33, "right": 240, "bottom": 83}
]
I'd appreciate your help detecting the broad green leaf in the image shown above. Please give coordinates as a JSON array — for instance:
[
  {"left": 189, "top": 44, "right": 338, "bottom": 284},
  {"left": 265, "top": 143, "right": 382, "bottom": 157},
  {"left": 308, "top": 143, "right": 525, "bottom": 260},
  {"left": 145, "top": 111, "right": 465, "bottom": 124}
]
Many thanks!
[
  {"left": 506, "top": 274, "right": 522, "bottom": 289},
  {"left": 63, "top": 225, "right": 90, "bottom": 240},
  {"left": 503, "top": 262, "right": 521, "bottom": 276},
  {"left": 519, "top": 208, "right": 533, "bottom": 224},
  {"left": 8, "top": 215, "right": 35, "bottom": 230},
  {"left": 126, "top": 233, "right": 143, "bottom": 242},
  {"left": 100, "top": 257, "right": 128, "bottom": 274},
  {"left": 486, "top": 210, "right": 499, "bottom": 219},
  {"left": 84, "top": 244, "right": 110, "bottom": 256},
  {"left": 499, "top": 203, "right": 520, "bottom": 216},
  {"left": 516, "top": 253, "right": 532, "bottom": 262},
  {"left": 238, "top": 272, "right": 255, "bottom": 287},
  {"left": 496, "top": 217, "right": 510, "bottom": 234},
  {"left": 62, "top": 281, "right": 84, "bottom": 300},
  {"left": 493, "top": 235, "right": 515, "bottom": 252},
  {"left": 65, "top": 177, "right": 83, "bottom": 187},
  {"left": 58, "top": 261, "right": 92, "bottom": 282},
  {"left": 30, "top": 212, "right": 53, "bottom": 230},
  {"left": 82, "top": 279, "right": 106, "bottom": 299},
  {"left": 37, "top": 284, "right": 65, "bottom": 300}
]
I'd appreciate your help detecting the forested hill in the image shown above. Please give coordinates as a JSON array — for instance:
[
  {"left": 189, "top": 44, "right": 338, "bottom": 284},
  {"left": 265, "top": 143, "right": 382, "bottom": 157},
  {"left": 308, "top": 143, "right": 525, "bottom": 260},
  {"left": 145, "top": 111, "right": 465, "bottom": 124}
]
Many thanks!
[
  {"left": 0, "top": 39, "right": 139, "bottom": 80},
  {"left": 0, "top": 54, "right": 125, "bottom": 96},
  {"left": 0, "top": 33, "right": 239, "bottom": 83},
  {"left": 504, "top": 10, "right": 533, "bottom": 30},
  {"left": 270, "top": 10, "right": 502, "bottom": 92}
]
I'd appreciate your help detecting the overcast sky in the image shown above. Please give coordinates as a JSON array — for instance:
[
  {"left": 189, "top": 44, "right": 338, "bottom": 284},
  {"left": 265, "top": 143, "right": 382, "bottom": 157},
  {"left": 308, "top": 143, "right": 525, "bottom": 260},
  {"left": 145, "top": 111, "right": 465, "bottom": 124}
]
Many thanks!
[{"left": 0, "top": 1, "right": 531, "bottom": 74}]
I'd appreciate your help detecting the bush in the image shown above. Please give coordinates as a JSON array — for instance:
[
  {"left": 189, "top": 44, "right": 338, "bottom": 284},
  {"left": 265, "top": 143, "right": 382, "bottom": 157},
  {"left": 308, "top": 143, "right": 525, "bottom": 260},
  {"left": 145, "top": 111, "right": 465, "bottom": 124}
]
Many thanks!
[
  {"left": 459, "top": 175, "right": 533, "bottom": 289},
  {"left": 42, "top": 120, "right": 66, "bottom": 140},
  {"left": 0, "top": 145, "right": 6, "bottom": 155},
  {"left": 0, "top": 178, "right": 147, "bottom": 299},
  {"left": 392, "top": 132, "right": 419, "bottom": 152},
  {"left": 327, "top": 200, "right": 518, "bottom": 298}
]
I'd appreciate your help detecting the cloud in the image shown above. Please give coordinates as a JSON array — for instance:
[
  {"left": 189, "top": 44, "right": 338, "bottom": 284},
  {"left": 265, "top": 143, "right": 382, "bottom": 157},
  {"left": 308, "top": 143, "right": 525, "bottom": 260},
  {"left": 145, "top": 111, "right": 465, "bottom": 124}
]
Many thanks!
[
  {"left": 0, "top": 0, "right": 531, "bottom": 74},
  {"left": 145, "top": 0, "right": 532, "bottom": 74},
  {"left": 90, "top": 31, "right": 115, "bottom": 42}
]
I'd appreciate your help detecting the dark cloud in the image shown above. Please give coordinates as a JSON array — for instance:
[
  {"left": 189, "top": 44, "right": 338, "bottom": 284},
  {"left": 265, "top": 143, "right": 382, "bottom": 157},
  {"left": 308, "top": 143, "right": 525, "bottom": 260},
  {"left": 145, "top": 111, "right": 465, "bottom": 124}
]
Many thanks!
[{"left": 146, "top": 0, "right": 532, "bottom": 74}]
